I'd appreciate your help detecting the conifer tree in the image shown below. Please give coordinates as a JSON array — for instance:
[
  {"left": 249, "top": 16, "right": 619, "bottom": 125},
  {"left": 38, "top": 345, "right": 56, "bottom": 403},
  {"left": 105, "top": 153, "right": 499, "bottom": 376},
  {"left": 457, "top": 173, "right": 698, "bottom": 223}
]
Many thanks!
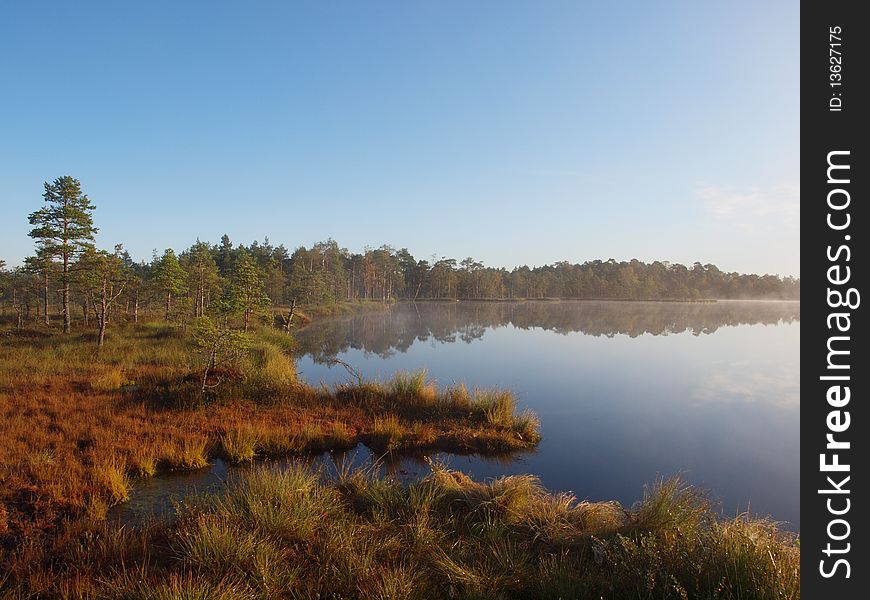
[
  {"left": 78, "top": 245, "right": 128, "bottom": 346},
  {"left": 152, "top": 249, "right": 187, "bottom": 320},
  {"left": 229, "top": 250, "right": 271, "bottom": 332},
  {"left": 28, "top": 176, "right": 97, "bottom": 333}
]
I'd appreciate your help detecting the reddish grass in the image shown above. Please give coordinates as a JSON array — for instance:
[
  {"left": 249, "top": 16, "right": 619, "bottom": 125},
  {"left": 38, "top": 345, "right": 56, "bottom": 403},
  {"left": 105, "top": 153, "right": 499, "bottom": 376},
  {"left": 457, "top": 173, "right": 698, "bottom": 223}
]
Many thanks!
[{"left": 0, "top": 319, "right": 538, "bottom": 580}]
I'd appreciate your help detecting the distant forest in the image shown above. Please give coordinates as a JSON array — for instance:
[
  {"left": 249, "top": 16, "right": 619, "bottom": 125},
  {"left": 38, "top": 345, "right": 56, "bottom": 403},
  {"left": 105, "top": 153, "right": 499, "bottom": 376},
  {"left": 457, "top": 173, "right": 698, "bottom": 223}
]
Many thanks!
[{"left": 1, "top": 177, "right": 800, "bottom": 329}]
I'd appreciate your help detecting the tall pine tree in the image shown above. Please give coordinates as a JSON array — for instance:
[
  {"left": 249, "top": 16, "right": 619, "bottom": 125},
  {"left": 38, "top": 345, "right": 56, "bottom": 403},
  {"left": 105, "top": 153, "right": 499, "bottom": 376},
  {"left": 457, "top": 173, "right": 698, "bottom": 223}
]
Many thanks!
[{"left": 28, "top": 176, "right": 97, "bottom": 333}]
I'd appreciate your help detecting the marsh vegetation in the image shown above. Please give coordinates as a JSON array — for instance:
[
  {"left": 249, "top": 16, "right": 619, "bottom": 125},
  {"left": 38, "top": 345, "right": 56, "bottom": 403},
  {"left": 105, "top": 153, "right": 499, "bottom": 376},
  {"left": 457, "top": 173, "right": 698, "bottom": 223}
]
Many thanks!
[
  {"left": 2, "top": 462, "right": 800, "bottom": 599},
  {"left": 0, "top": 177, "right": 800, "bottom": 597}
]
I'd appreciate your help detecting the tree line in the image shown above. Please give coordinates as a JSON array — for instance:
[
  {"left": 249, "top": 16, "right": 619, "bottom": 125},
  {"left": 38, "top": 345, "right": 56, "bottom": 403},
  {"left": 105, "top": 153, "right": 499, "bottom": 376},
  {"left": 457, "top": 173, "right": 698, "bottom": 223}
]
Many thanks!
[{"left": 0, "top": 177, "right": 801, "bottom": 342}]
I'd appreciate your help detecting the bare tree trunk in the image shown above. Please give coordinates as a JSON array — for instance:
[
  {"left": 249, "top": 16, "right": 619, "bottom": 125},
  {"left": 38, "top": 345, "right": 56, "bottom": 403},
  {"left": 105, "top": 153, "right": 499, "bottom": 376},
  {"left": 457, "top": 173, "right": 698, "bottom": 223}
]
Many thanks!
[
  {"left": 199, "top": 280, "right": 205, "bottom": 318},
  {"left": 63, "top": 277, "right": 71, "bottom": 333},
  {"left": 98, "top": 298, "right": 107, "bottom": 346},
  {"left": 201, "top": 344, "right": 218, "bottom": 395},
  {"left": 13, "top": 288, "right": 23, "bottom": 330},
  {"left": 280, "top": 299, "right": 297, "bottom": 333},
  {"left": 62, "top": 223, "right": 71, "bottom": 332},
  {"left": 133, "top": 289, "right": 139, "bottom": 323}
]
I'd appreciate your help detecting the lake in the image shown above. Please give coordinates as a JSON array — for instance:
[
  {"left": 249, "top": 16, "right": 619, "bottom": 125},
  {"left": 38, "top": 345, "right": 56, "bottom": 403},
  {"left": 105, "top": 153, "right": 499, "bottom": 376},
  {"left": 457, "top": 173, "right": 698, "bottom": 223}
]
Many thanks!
[
  {"left": 294, "top": 300, "right": 800, "bottom": 528},
  {"left": 114, "top": 300, "right": 801, "bottom": 529}
]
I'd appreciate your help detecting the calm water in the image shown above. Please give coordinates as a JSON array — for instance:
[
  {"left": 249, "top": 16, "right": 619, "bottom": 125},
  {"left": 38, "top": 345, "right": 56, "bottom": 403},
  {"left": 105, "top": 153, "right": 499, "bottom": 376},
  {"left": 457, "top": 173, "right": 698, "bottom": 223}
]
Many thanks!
[
  {"left": 294, "top": 300, "right": 800, "bottom": 527},
  {"left": 114, "top": 300, "right": 801, "bottom": 529}
]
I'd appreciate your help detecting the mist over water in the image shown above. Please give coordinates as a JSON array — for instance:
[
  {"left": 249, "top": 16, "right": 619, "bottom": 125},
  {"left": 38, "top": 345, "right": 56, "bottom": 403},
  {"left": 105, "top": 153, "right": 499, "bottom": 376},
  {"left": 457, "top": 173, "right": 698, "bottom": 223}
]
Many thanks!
[
  {"left": 113, "top": 300, "right": 800, "bottom": 529},
  {"left": 296, "top": 300, "right": 801, "bottom": 528}
]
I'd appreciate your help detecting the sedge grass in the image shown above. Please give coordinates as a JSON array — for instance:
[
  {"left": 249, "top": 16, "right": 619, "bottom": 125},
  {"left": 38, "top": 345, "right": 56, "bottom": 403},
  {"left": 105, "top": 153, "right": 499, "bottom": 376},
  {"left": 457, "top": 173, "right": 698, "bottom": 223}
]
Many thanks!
[{"left": 3, "top": 466, "right": 797, "bottom": 599}]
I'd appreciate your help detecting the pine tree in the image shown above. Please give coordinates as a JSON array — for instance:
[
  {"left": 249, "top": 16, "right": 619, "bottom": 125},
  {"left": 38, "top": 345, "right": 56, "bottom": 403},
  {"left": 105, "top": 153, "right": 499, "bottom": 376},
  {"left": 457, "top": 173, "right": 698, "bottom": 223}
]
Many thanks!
[
  {"left": 78, "top": 246, "right": 128, "bottom": 346},
  {"left": 229, "top": 250, "right": 271, "bottom": 332},
  {"left": 152, "top": 249, "right": 187, "bottom": 320},
  {"left": 183, "top": 241, "right": 222, "bottom": 318},
  {"left": 28, "top": 176, "right": 97, "bottom": 333}
]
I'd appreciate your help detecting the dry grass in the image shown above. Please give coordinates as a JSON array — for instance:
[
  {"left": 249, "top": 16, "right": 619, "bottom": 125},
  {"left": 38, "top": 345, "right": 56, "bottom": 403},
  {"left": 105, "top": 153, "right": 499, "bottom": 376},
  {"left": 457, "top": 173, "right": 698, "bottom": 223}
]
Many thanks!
[
  {"left": 0, "top": 319, "right": 540, "bottom": 585},
  {"left": 93, "top": 456, "right": 131, "bottom": 504},
  {"left": 220, "top": 426, "right": 260, "bottom": 464},
  {"left": 0, "top": 464, "right": 800, "bottom": 599}
]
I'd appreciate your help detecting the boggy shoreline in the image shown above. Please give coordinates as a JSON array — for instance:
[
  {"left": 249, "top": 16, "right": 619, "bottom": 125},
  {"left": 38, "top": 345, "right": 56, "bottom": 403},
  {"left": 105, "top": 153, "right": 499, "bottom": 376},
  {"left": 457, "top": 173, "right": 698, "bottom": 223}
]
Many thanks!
[
  {"left": 0, "top": 312, "right": 800, "bottom": 598},
  {"left": 0, "top": 318, "right": 538, "bottom": 590},
  {"left": 10, "top": 462, "right": 800, "bottom": 599}
]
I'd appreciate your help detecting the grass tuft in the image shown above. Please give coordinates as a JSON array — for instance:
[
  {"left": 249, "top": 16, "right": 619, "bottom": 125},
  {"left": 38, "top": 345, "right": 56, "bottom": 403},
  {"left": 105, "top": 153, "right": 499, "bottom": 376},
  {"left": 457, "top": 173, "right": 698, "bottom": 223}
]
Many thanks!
[
  {"left": 372, "top": 415, "right": 406, "bottom": 451},
  {"left": 473, "top": 389, "right": 517, "bottom": 427},
  {"left": 94, "top": 455, "right": 131, "bottom": 504},
  {"left": 91, "top": 367, "right": 132, "bottom": 391},
  {"left": 220, "top": 426, "right": 260, "bottom": 464},
  {"left": 165, "top": 437, "right": 211, "bottom": 470}
]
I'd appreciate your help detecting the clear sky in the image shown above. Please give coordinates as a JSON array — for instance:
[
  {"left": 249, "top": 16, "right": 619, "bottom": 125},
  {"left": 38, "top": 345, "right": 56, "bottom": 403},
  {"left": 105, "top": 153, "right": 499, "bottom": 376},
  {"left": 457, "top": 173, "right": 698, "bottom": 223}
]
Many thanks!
[{"left": 0, "top": 0, "right": 799, "bottom": 276}]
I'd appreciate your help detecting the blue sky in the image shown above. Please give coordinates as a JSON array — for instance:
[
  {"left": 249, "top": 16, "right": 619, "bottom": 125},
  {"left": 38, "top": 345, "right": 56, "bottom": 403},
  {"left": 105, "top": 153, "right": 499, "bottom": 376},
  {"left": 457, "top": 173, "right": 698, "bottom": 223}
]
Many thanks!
[{"left": 0, "top": 1, "right": 799, "bottom": 276}]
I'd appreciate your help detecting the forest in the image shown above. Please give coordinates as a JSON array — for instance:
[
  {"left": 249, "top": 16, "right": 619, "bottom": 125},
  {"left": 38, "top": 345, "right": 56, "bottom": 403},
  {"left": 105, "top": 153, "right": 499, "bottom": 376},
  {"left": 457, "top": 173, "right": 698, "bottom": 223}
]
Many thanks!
[{"left": 0, "top": 177, "right": 799, "bottom": 339}]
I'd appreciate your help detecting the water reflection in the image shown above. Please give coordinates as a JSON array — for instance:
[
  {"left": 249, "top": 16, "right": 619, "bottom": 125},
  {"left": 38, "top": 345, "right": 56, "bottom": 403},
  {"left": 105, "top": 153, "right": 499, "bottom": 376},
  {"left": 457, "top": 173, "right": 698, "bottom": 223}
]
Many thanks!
[
  {"left": 116, "top": 301, "right": 800, "bottom": 530},
  {"left": 111, "top": 445, "right": 522, "bottom": 526},
  {"left": 295, "top": 300, "right": 800, "bottom": 529},
  {"left": 295, "top": 300, "right": 800, "bottom": 362}
]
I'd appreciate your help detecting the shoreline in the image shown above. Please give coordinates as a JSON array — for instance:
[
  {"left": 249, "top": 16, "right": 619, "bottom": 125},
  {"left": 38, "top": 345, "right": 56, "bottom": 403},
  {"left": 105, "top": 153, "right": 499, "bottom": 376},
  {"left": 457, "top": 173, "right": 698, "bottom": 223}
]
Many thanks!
[
  {"left": 0, "top": 319, "right": 539, "bottom": 585},
  {"left": 0, "top": 307, "right": 800, "bottom": 597},
  {"left": 8, "top": 462, "right": 801, "bottom": 598}
]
